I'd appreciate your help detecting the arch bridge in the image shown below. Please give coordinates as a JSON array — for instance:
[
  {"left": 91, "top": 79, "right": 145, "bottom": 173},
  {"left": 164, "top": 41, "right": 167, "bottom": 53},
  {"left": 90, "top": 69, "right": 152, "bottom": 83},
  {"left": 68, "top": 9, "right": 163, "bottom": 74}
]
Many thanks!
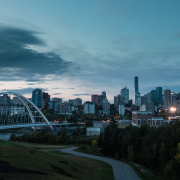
[{"left": 0, "top": 92, "right": 54, "bottom": 130}]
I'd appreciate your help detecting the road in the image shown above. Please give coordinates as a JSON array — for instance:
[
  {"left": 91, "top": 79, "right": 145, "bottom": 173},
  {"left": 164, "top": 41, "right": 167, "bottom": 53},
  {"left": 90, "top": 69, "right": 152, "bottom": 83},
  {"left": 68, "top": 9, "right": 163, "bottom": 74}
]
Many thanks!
[{"left": 60, "top": 147, "right": 141, "bottom": 180}]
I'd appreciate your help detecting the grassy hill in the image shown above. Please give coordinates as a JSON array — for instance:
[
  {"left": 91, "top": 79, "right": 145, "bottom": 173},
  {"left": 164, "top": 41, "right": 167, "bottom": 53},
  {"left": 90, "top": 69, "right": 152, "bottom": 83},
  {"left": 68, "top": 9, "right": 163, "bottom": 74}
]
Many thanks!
[{"left": 0, "top": 140, "right": 113, "bottom": 180}]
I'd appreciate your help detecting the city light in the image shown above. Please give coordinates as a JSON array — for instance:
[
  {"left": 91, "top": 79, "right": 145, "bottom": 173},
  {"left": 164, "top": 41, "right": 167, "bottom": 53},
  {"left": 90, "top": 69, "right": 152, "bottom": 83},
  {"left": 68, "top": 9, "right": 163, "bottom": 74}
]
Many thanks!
[{"left": 170, "top": 107, "right": 176, "bottom": 112}]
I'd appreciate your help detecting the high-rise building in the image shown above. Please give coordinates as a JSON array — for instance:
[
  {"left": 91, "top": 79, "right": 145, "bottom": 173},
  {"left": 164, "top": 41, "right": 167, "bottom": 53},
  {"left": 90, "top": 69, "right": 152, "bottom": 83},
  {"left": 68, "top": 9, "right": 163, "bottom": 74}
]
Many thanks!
[
  {"left": 114, "top": 94, "right": 124, "bottom": 110},
  {"left": 52, "top": 97, "right": 62, "bottom": 103},
  {"left": 91, "top": 94, "right": 99, "bottom": 105},
  {"left": 69, "top": 99, "right": 75, "bottom": 106},
  {"left": 150, "top": 90, "right": 157, "bottom": 104},
  {"left": 99, "top": 91, "right": 106, "bottom": 105},
  {"left": 155, "top": 87, "right": 162, "bottom": 106},
  {"left": 84, "top": 101, "right": 95, "bottom": 114},
  {"left": 102, "top": 98, "right": 110, "bottom": 114},
  {"left": 163, "top": 89, "right": 171, "bottom": 110},
  {"left": 134, "top": 76, "right": 139, "bottom": 104},
  {"left": 74, "top": 98, "right": 82, "bottom": 106},
  {"left": 32, "top": 89, "right": 42, "bottom": 108},
  {"left": 42, "top": 92, "right": 50, "bottom": 110},
  {"left": 120, "top": 87, "right": 129, "bottom": 104}
]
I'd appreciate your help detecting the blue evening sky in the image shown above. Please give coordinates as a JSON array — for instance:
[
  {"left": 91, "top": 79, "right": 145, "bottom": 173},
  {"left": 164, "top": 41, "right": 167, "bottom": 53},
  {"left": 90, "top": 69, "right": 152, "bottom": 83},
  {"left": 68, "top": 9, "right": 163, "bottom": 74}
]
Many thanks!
[{"left": 0, "top": 0, "right": 180, "bottom": 102}]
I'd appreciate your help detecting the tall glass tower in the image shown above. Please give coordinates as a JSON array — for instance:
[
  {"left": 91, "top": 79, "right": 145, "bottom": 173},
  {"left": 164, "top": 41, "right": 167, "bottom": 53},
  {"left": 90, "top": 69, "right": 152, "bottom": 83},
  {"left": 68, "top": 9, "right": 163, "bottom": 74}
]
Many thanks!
[
  {"left": 134, "top": 76, "right": 139, "bottom": 104},
  {"left": 155, "top": 87, "right": 162, "bottom": 106},
  {"left": 32, "top": 88, "right": 42, "bottom": 108}
]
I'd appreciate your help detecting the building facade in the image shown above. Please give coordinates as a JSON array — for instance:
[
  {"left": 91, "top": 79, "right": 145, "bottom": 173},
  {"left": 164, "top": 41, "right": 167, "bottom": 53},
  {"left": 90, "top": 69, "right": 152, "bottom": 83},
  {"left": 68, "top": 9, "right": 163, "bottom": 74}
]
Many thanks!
[
  {"left": 84, "top": 101, "right": 95, "bottom": 114},
  {"left": 155, "top": 87, "right": 162, "bottom": 106},
  {"left": 132, "top": 111, "right": 152, "bottom": 126},
  {"left": 120, "top": 87, "right": 129, "bottom": 104},
  {"left": 91, "top": 94, "right": 99, "bottom": 105},
  {"left": 32, "top": 89, "right": 42, "bottom": 108},
  {"left": 163, "top": 89, "right": 171, "bottom": 110}
]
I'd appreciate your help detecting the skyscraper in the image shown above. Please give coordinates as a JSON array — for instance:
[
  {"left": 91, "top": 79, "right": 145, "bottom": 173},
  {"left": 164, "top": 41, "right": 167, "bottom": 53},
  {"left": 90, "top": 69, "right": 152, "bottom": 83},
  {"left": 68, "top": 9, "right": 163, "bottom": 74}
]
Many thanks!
[
  {"left": 120, "top": 87, "right": 129, "bottom": 104},
  {"left": 134, "top": 76, "right": 139, "bottom": 104},
  {"left": 163, "top": 89, "right": 171, "bottom": 110},
  {"left": 91, "top": 94, "right": 99, "bottom": 105},
  {"left": 155, "top": 87, "right": 162, "bottom": 106},
  {"left": 150, "top": 90, "right": 157, "bottom": 104},
  {"left": 32, "top": 88, "right": 42, "bottom": 108},
  {"left": 42, "top": 92, "right": 50, "bottom": 110}
]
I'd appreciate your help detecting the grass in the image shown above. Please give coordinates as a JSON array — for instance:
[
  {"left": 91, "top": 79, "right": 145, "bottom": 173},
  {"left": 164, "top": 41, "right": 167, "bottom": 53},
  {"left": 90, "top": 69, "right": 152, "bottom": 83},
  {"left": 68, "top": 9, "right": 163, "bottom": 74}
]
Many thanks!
[
  {"left": 0, "top": 140, "right": 114, "bottom": 180},
  {"left": 118, "top": 124, "right": 129, "bottom": 128},
  {"left": 18, "top": 142, "right": 69, "bottom": 149},
  {"left": 49, "top": 150, "right": 72, "bottom": 155}
]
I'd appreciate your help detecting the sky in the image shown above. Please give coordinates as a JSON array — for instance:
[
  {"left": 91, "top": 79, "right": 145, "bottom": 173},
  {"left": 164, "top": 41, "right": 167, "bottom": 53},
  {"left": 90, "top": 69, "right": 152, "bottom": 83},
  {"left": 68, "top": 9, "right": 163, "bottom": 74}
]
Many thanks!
[{"left": 0, "top": 0, "right": 180, "bottom": 103}]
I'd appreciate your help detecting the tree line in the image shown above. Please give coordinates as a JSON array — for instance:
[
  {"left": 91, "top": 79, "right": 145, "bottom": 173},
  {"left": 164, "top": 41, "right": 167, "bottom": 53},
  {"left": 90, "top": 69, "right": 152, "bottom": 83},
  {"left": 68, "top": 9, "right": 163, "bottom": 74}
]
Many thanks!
[{"left": 99, "top": 121, "right": 180, "bottom": 180}]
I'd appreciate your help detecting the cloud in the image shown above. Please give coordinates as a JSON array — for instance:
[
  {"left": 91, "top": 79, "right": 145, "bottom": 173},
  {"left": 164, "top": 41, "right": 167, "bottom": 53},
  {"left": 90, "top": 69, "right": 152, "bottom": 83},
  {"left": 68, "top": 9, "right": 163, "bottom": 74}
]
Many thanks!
[
  {"left": 74, "top": 94, "right": 91, "bottom": 96},
  {"left": 52, "top": 93, "right": 62, "bottom": 95},
  {"left": 0, "top": 87, "right": 48, "bottom": 95},
  {"left": 0, "top": 25, "right": 79, "bottom": 81}
]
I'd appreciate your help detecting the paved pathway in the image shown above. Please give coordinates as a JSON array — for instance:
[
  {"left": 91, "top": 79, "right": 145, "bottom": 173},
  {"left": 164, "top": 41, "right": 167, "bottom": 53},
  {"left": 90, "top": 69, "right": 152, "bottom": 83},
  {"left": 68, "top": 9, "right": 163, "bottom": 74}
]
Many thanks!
[{"left": 60, "top": 147, "right": 141, "bottom": 180}]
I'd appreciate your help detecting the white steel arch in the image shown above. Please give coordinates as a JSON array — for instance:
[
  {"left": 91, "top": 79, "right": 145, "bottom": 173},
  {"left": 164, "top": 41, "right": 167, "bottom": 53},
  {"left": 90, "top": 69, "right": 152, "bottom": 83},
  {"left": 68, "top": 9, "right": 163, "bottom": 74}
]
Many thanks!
[{"left": 0, "top": 92, "right": 54, "bottom": 130}]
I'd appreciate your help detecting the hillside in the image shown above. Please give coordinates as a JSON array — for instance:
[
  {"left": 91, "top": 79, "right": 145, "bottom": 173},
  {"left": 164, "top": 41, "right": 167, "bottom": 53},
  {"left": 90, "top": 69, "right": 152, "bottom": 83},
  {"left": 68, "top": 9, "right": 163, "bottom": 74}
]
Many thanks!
[{"left": 0, "top": 140, "right": 113, "bottom": 180}]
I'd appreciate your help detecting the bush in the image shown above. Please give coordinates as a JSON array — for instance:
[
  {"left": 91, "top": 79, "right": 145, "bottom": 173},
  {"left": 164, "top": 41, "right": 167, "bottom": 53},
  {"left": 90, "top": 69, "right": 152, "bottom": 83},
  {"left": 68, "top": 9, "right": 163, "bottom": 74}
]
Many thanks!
[{"left": 79, "top": 144, "right": 87, "bottom": 150}]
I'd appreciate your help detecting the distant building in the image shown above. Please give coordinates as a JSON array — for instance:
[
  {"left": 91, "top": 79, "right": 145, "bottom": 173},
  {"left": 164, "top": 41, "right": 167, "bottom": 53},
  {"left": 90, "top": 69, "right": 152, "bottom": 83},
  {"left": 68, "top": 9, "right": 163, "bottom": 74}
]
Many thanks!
[
  {"left": 155, "top": 87, "right": 162, "bottom": 106},
  {"left": 69, "top": 99, "right": 75, "bottom": 106},
  {"left": 119, "top": 104, "right": 125, "bottom": 116},
  {"left": 146, "top": 102, "right": 155, "bottom": 115},
  {"left": 91, "top": 94, "right": 99, "bottom": 105},
  {"left": 114, "top": 94, "right": 124, "bottom": 110},
  {"left": 140, "top": 105, "right": 146, "bottom": 111},
  {"left": 0, "top": 106, "right": 26, "bottom": 115},
  {"left": 134, "top": 76, "right": 139, "bottom": 104},
  {"left": 102, "top": 98, "right": 110, "bottom": 115},
  {"left": 120, "top": 87, "right": 129, "bottom": 104},
  {"left": 136, "top": 98, "right": 141, "bottom": 106},
  {"left": 12, "top": 97, "right": 23, "bottom": 106},
  {"left": 163, "top": 89, "right": 171, "bottom": 110},
  {"left": 152, "top": 117, "right": 164, "bottom": 126},
  {"left": 0, "top": 94, "right": 11, "bottom": 106},
  {"left": 32, "top": 89, "right": 42, "bottom": 108},
  {"left": 42, "top": 92, "right": 50, "bottom": 110},
  {"left": 84, "top": 101, "right": 95, "bottom": 114},
  {"left": 132, "top": 111, "right": 152, "bottom": 126},
  {"left": 74, "top": 98, "right": 82, "bottom": 107},
  {"left": 98, "top": 91, "right": 106, "bottom": 105}
]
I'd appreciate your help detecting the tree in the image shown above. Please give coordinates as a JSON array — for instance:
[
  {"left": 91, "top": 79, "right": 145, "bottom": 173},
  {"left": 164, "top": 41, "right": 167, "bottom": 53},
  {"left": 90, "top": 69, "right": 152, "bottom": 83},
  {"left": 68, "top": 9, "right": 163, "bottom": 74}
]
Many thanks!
[
  {"left": 128, "top": 144, "right": 134, "bottom": 162},
  {"left": 92, "top": 140, "right": 98, "bottom": 147}
]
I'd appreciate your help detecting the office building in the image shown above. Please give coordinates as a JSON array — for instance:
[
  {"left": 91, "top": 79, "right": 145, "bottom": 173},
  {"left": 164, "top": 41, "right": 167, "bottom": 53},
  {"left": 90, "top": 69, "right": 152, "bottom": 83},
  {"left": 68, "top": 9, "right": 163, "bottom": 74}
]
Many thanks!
[
  {"left": 114, "top": 94, "right": 124, "bottom": 110},
  {"left": 84, "top": 101, "right": 95, "bottom": 114},
  {"left": 32, "top": 89, "right": 42, "bottom": 108},
  {"left": 91, "top": 94, "right": 99, "bottom": 105},
  {"left": 74, "top": 98, "right": 82, "bottom": 106},
  {"left": 69, "top": 99, "right": 75, "bottom": 106},
  {"left": 98, "top": 91, "right": 106, "bottom": 105},
  {"left": 155, "top": 87, "right": 162, "bottom": 106},
  {"left": 119, "top": 104, "right": 125, "bottom": 116},
  {"left": 163, "top": 89, "right": 171, "bottom": 110},
  {"left": 150, "top": 90, "right": 157, "bottom": 104},
  {"left": 42, "top": 92, "right": 50, "bottom": 110},
  {"left": 102, "top": 98, "right": 110, "bottom": 115},
  {"left": 120, "top": 87, "right": 129, "bottom": 104},
  {"left": 134, "top": 76, "right": 139, "bottom": 104},
  {"left": 12, "top": 97, "right": 23, "bottom": 106}
]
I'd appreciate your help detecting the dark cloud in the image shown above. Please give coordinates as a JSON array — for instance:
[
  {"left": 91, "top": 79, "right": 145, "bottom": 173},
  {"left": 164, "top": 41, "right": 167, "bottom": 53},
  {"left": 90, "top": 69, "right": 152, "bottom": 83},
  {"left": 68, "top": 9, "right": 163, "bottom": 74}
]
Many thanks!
[
  {"left": 0, "top": 87, "right": 48, "bottom": 95},
  {"left": 52, "top": 93, "right": 62, "bottom": 95},
  {"left": 0, "top": 25, "right": 79, "bottom": 81},
  {"left": 74, "top": 94, "right": 90, "bottom": 96}
]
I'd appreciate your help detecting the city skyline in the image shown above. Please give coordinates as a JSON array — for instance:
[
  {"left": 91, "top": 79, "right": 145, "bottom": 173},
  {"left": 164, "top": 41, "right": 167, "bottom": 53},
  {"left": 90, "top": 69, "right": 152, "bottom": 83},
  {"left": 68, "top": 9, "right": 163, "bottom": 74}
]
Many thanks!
[{"left": 0, "top": 1, "right": 180, "bottom": 102}]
